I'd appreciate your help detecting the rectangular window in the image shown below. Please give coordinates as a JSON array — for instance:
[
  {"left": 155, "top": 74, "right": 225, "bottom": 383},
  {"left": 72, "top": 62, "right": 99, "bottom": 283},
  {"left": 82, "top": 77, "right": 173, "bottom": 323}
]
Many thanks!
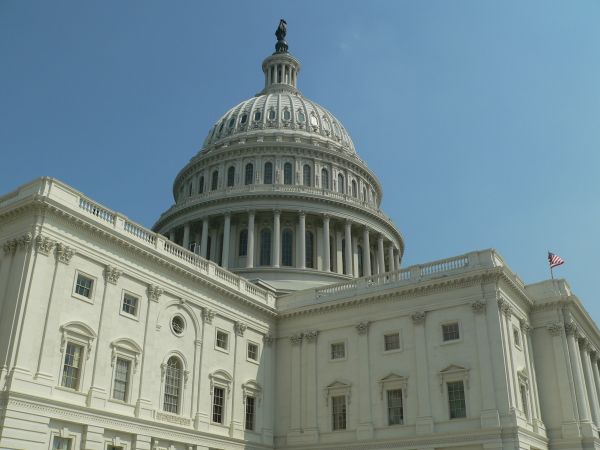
[
  {"left": 447, "top": 381, "right": 467, "bottom": 419},
  {"left": 213, "top": 386, "right": 225, "bottom": 423},
  {"left": 331, "top": 395, "right": 347, "bottom": 430},
  {"left": 520, "top": 384, "right": 529, "bottom": 418},
  {"left": 387, "top": 389, "right": 404, "bottom": 425},
  {"left": 384, "top": 333, "right": 400, "bottom": 351},
  {"left": 442, "top": 323, "right": 460, "bottom": 342},
  {"left": 112, "top": 357, "right": 131, "bottom": 402},
  {"left": 122, "top": 293, "right": 138, "bottom": 317},
  {"left": 247, "top": 342, "right": 259, "bottom": 361},
  {"left": 245, "top": 396, "right": 255, "bottom": 430},
  {"left": 75, "top": 273, "right": 94, "bottom": 298},
  {"left": 216, "top": 330, "right": 229, "bottom": 350},
  {"left": 52, "top": 437, "right": 72, "bottom": 450},
  {"left": 107, "top": 446, "right": 124, "bottom": 450},
  {"left": 61, "top": 342, "right": 83, "bottom": 389},
  {"left": 330, "top": 342, "right": 345, "bottom": 360}
]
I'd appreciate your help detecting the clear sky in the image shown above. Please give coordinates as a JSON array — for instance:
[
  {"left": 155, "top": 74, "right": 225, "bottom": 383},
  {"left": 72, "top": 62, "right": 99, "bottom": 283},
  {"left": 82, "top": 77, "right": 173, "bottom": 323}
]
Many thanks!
[{"left": 2, "top": 1, "right": 599, "bottom": 322}]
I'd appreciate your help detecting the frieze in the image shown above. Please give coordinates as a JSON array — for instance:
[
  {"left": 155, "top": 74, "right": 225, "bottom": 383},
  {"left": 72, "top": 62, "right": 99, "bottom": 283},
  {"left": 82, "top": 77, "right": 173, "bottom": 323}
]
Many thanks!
[{"left": 154, "top": 411, "right": 191, "bottom": 426}]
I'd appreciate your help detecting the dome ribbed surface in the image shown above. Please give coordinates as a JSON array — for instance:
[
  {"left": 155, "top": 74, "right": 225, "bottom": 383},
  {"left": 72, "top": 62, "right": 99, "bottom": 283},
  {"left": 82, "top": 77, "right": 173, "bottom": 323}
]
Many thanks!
[{"left": 202, "top": 92, "right": 356, "bottom": 154}]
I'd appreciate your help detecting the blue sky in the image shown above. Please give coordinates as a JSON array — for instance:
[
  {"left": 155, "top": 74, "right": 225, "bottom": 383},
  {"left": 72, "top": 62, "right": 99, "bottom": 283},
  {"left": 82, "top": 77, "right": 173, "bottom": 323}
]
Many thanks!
[{"left": 2, "top": 1, "right": 599, "bottom": 321}]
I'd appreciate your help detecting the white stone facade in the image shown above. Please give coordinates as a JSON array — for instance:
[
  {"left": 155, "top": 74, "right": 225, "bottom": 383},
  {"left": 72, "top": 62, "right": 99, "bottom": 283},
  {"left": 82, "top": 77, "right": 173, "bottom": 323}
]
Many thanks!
[{"left": 2, "top": 26, "right": 600, "bottom": 450}]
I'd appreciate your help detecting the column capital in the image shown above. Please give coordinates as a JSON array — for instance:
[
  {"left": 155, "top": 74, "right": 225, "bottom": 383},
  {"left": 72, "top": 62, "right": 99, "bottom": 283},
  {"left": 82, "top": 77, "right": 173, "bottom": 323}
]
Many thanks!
[
  {"left": 34, "top": 234, "right": 56, "bottom": 256},
  {"left": 55, "top": 242, "right": 76, "bottom": 264},
  {"left": 411, "top": 311, "right": 426, "bottom": 325},
  {"left": 263, "top": 332, "right": 274, "bottom": 346},
  {"left": 290, "top": 334, "right": 303, "bottom": 345},
  {"left": 591, "top": 351, "right": 600, "bottom": 362},
  {"left": 224, "top": 212, "right": 231, "bottom": 218},
  {"left": 273, "top": 209, "right": 281, "bottom": 216},
  {"left": 298, "top": 210, "right": 305, "bottom": 217},
  {"left": 565, "top": 321, "right": 579, "bottom": 337},
  {"left": 356, "top": 321, "right": 370, "bottom": 335},
  {"left": 546, "top": 321, "right": 563, "bottom": 336},
  {"left": 303, "top": 330, "right": 319, "bottom": 342},
  {"left": 378, "top": 233, "right": 384, "bottom": 241},
  {"left": 345, "top": 219, "right": 352, "bottom": 226},
  {"left": 234, "top": 321, "right": 247, "bottom": 337},
  {"left": 471, "top": 299, "right": 486, "bottom": 314},
  {"left": 247, "top": 209, "right": 256, "bottom": 216},
  {"left": 323, "top": 213, "right": 330, "bottom": 221},
  {"left": 579, "top": 337, "right": 593, "bottom": 353},
  {"left": 497, "top": 297, "right": 512, "bottom": 317},
  {"left": 202, "top": 308, "right": 216, "bottom": 324},
  {"left": 519, "top": 319, "right": 532, "bottom": 335},
  {"left": 147, "top": 284, "right": 163, "bottom": 302},
  {"left": 103, "top": 265, "right": 122, "bottom": 285}
]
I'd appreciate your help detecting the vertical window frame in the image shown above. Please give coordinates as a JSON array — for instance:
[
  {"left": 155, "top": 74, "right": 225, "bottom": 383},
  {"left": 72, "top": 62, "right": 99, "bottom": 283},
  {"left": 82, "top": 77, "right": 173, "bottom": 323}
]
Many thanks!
[
  {"left": 72, "top": 270, "right": 96, "bottom": 303},
  {"left": 120, "top": 290, "right": 140, "bottom": 320}
]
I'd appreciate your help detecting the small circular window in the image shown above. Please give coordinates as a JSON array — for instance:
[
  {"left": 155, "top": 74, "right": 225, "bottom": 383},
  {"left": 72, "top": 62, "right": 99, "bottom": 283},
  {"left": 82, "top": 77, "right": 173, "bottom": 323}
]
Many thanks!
[{"left": 171, "top": 315, "right": 185, "bottom": 336}]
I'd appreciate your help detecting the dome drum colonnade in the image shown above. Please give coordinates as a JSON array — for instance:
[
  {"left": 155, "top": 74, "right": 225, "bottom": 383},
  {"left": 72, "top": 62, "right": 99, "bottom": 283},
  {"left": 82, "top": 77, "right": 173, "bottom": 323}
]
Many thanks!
[{"left": 153, "top": 24, "right": 404, "bottom": 292}]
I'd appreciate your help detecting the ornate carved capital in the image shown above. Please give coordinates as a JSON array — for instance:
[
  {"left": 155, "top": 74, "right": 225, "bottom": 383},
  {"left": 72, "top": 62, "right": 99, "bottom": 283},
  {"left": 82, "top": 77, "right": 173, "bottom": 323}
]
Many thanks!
[
  {"left": 3, "top": 239, "right": 17, "bottom": 256},
  {"left": 202, "top": 308, "right": 215, "bottom": 324},
  {"left": 591, "top": 351, "right": 599, "bottom": 362},
  {"left": 3, "top": 233, "right": 33, "bottom": 256},
  {"left": 356, "top": 321, "right": 370, "bottom": 335},
  {"left": 497, "top": 298, "right": 512, "bottom": 317},
  {"left": 263, "top": 332, "right": 274, "bottom": 346},
  {"left": 290, "top": 334, "right": 303, "bottom": 345},
  {"left": 55, "top": 242, "right": 75, "bottom": 264},
  {"left": 304, "top": 330, "right": 319, "bottom": 342},
  {"left": 520, "top": 319, "right": 532, "bottom": 335},
  {"left": 18, "top": 232, "right": 33, "bottom": 250},
  {"left": 471, "top": 300, "right": 486, "bottom": 314},
  {"left": 103, "top": 265, "right": 122, "bottom": 285},
  {"left": 565, "top": 321, "right": 579, "bottom": 337},
  {"left": 34, "top": 235, "right": 55, "bottom": 256},
  {"left": 411, "top": 311, "right": 426, "bottom": 325},
  {"left": 234, "top": 321, "right": 247, "bottom": 337},
  {"left": 580, "top": 338, "right": 593, "bottom": 353},
  {"left": 147, "top": 285, "right": 163, "bottom": 302},
  {"left": 546, "top": 322, "right": 563, "bottom": 336}
]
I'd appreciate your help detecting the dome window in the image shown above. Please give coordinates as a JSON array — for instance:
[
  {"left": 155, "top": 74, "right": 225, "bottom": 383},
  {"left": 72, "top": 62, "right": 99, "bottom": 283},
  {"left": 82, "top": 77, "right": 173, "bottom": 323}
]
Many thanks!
[
  {"left": 297, "top": 110, "right": 306, "bottom": 124},
  {"left": 283, "top": 109, "right": 291, "bottom": 121},
  {"left": 228, "top": 117, "right": 236, "bottom": 128},
  {"left": 333, "top": 122, "right": 341, "bottom": 139},
  {"left": 310, "top": 114, "right": 318, "bottom": 128},
  {"left": 240, "top": 113, "right": 248, "bottom": 125},
  {"left": 218, "top": 121, "right": 225, "bottom": 134},
  {"left": 322, "top": 117, "right": 331, "bottom": 133},
  {"left": 227, "top": 166, "right": 235, "bottom": 187},
  {"left": 253, "top": 110, "right": 262, "bottom": 122},
  {"left": 283, "top": 163, "right": 293, "bottom": 185},
  {"left": 245, "top": 163, "right": 254, "bottom": 185},
  {"left": 268, "top": 109, "right": 276, "bottom": 121}
]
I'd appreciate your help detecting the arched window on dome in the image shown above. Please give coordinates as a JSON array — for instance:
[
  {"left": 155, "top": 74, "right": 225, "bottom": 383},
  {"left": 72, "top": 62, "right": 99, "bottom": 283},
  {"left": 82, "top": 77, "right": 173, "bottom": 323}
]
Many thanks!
[
  {"left": 239, "top": 229, "right": 248, "bottom": 257},
  {"left": 163, "top": 356, "right": 183, "bottom": 414},
  {"left": 217, "top": 233, "right": 224, "bottom": 266},
  {"left": 282, "top": 229, "right": 293, "bottom": 266},
  {"left": 303, "top": 165, "right": 312, "bottom": 187},
  {"left": 284, "top": 163, "right": 293, "bottom": 185},
  {"left": 362, "top": 187, "right": 367, "bottom": 203},
  {"left": 260, "top": 229, "right": 271, "bottom": 266},
  {"left": 188, "top": 182, "right": 193, "bottom": 197},
  {"left": 329, "top": 238, "right": 335, "bottom": 271},
  {"left": 211, "top": 171, "right": 219, "bottom": 191},
  {"left": 264, "top": 162, "right": 273, "bottom": 184},
  {"left": 337, "top": 174, "right": 345, "bottom": 194},
  {"left": 207, "top": 236, "right": 212, "bottom": 261},
  {"left": 321, "top": 168, "right": 329, "bottom": 190},
  {"left": 305, "top": 231, "right": 314, "bottom": 269},
  {"left": 357, "top": 245, "right": 364, "bottom": 277},
  {"left": 227, "top": 166, "right": 235, "bottom": 187},
  {"left": 245, "top": 163, "right": 254, "bottom": 185},
  {"left": 198, "top": 176, "right": 204, "bottom": 194},
  {"left": 351, "top": 180, "right": 358, "bottom": 198}
]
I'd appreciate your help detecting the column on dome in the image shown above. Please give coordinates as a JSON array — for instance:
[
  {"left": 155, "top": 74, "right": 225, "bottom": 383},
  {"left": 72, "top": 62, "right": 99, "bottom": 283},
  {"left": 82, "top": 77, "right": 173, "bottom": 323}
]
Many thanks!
[
  {"left": 298, "top": 212, "right": 306, "bottom": 269},
  {"left": 377, "top": 234, "right": 385, "bottom": 274},
  {"left": 200, "top": 217, "right": 209, "bottom": 258},
  {"left": 183, "top": 223, "right": 191, "bottom": 250},
  {"left": 591, "top": 353, "right": 600, "bottom": 426},
  {"left": 388, "top": 244, "right": 394, "bottom": 273},
  {"left": 394, "top": 250, "right": 401, "bottom": 271},
  {"left": 363, "top": 227, "right": 371, "bottom": 276},
  {"left": 352, "top": 235, "right": 359, "bottom": 277},
  {"left": 335, "top": 226, "right": 343, "bottom": 274},
  {"left": 222, "top": 214, "right": 231, "bottom": 268},
  {"left": 323, "top": 215, "right": 330, "bottom": 272},
  {"left": 344, "top": 220, "right": 352, "bottom": 276},
  {"left": 273, "top": 210, "right": 281, "bottom": 268},
  {"left": 246, "top": 211, "right": 255, "bottom": 268}
]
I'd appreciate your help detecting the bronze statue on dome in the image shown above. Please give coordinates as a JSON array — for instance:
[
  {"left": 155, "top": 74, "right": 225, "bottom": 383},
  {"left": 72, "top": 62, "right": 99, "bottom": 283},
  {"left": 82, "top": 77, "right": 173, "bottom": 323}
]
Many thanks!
[{"left": 275, "top": 19, "right": 288, "bottom": 53}]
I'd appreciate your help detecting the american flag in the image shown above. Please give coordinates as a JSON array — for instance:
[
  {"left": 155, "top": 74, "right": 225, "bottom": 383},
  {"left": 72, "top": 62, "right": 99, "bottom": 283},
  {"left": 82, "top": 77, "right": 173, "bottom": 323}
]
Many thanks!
[{"left": 548, "top": 252, "right": 565, "bottom": 268}]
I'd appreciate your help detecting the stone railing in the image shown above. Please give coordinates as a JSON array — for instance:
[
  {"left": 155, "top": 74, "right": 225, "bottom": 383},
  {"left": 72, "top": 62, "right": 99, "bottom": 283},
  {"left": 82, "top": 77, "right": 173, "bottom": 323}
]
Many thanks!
[
  {"left": 279, "top": 250, "right": 502, "bottom": 311},
  {"left": 157, "top": 183, "right": 396, "bottom": 227},
  {"left": 0, "top": 177, "right": 275, "bottom": 310}
]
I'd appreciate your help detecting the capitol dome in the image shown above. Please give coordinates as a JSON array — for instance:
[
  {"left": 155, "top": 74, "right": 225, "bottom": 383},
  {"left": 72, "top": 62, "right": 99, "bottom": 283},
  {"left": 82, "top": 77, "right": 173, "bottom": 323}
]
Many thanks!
[{"left": 153, "top": 24, "right": 404, "bottom": 293}]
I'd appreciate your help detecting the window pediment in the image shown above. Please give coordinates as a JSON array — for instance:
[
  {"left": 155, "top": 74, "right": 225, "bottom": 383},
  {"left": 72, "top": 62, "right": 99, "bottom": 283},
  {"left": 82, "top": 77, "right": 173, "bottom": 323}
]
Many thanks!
[
  {"left": 242, "top": 379, "right": 262, "bottom": 404},
  {"left": 110, "top": 338, "right": 142, "bottom": 373},
  {"left": 378, "top": 373, "right": 408, "bottom": 400},
  {"left": 324, "top": 380, "right": 351, "bottom": 405},
  {"left": 60, "top": 321, "right": 96, "bottom": 357},
  {"left": 210, "top": 369, "right": 233, "bottom": 396},
  {"left": 438, "top": 364, "right": 469, "bottom": 391}
]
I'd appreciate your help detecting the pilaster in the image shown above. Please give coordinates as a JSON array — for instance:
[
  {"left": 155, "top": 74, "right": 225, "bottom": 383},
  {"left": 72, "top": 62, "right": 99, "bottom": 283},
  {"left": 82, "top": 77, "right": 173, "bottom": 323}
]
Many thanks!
[{"left": 412, "top": 311, "right": 433, "bottom": 434}]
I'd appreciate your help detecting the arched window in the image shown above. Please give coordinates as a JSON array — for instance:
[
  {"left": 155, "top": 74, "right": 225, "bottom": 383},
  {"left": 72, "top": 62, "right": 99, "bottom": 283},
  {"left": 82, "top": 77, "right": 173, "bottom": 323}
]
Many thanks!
[
  {"left": 357, "top": 245, "right": 364, "bottom": 277},
  {"left": 282, "top": 229, "right": 293, "bottom": 266},
  {"left": 163, "top": 356, "right": 182, "bottom": 414},
  {"left": 337, "top": 174, "right": 345, "bottom": 194},
  {"left": 305, "top": 231, "right": 314, "bottom": 269},
  {"left": 352, "top": 180, "right": 358, "bottom": 198},
  {"left": 260, "top": 229, "right": 271, "bottom": 266},
  {"left": 245, "top": 163, "right": 254, "bottom": 185},
  {"left": 227, "top": 166, "right": 235, "bottom": 187},
  {"left": 284, "top": 162, "right": 293, "bottom": 185},
  {"left": 198, "top": 176, "right": 204, "bottom": 194},
  {"left": 321, "top": 168, "right": 329, "bottom": 190},
  {"left": 303, "top": 165, "right": 312, "bottom": 187},
  {"left": 362, "top": 187, "right": 367, "bottom": 202},
  {"left": 211, "top": 171, "right": 219, "bottom": 191},
  {"left": 239, "top": 229, "right": 248, "bottom": 256},
  {"left": 188, "top": 182, "right": 193, "bottom": 197},
  {"left": 264, "top": 162, "right": 273, "bottom": 184}
]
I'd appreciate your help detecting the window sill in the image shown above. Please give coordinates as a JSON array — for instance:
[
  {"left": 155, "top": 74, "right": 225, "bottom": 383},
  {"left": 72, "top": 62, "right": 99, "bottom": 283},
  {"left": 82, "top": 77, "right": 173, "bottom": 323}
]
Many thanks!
[
  {"left": 214, "top": 345, "right": 230, "bottom": 355},
  {"left": 247, "top": 357, "right": 259, "bottom": 365},
  {"left": 119, "top": 311, "right": 139, "bottom": 322},
  {"left": 440, "top": 338, "right": 462, "bottom": 346},
  {"left": 72, "top": 292, "right": 94, "bottom": 304},
  {"left": 382, "top": 348, "right": 402, "bottom": 355}
]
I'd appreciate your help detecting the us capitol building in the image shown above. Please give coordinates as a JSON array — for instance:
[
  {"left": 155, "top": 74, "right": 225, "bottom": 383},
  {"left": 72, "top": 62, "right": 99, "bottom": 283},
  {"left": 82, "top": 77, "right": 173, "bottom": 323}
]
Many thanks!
[{"left": 1, "top": 22, "right": 599, "bottom": 450}]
